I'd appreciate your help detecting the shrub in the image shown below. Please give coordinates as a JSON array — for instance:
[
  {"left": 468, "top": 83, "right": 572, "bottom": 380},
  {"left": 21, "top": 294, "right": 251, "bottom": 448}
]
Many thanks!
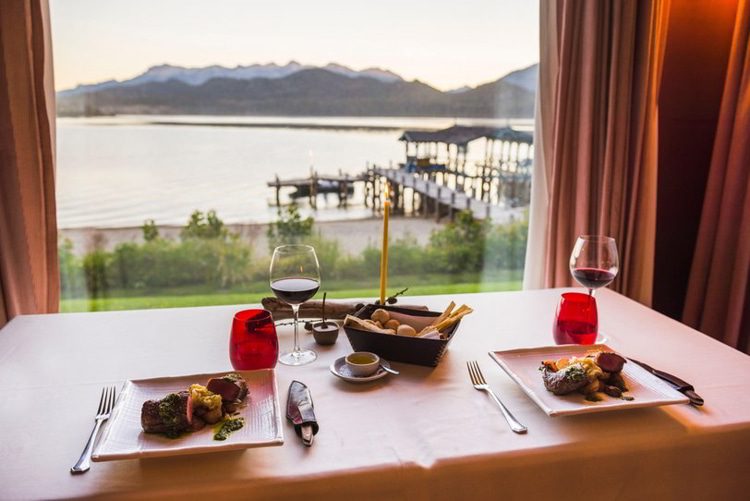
[
  {"left": 59, "top": 239, "right": 85, "bottom": 298},
  {"left": 76, "top": 210, "right": 255, "bottom": 294},
  {"left": 181, "top": 210, "right": 227, "bottom": 240},
  {"left": 387, "top": 234, "right": 425, "bottom": 276},
  {"left": 426, "top": 211, "right": 489, "bottom": 273},
  {"left": 484, "top": 216, "right": 529, "bottom": 270},
  {"left": 142, "top": 219, "right": 159, "bottom": 242},
  {"left": 266, "top": 204, "right": 313, "bottom": 252},
  {"left": 304, "top": 233, "right": 342, "bottom": 279},
  {"left": 82, "top": 249, "right": 110, "bottom": 298}
]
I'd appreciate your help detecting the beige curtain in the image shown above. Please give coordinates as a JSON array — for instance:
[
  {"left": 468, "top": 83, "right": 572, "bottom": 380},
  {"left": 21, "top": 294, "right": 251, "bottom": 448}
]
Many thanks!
[
  {"left": 526, "top": 0, "right": 670, "bottom": 307},
  {"left": 683, "top": 0, "right": 750, "bottom": 353},
  {"left": 0, "top": 0, "right": 59, "bottom": 328}
]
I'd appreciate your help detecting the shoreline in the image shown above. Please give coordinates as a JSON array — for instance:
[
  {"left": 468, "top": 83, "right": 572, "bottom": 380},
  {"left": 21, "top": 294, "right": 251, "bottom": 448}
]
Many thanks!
[{"left": 59, "top": 217, "right": 446, "bottom": 257}]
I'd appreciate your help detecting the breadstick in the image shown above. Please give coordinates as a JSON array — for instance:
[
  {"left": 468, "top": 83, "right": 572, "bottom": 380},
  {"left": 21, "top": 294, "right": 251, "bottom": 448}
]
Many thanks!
[
  {"left": 431, "top": 301, "right": 455, "bottom": 326},
  {"left": 433, "top": 308, "right": 473, "bottom": 332},
  {"left": 450, "top": 304, "right": 471, "bottom": 317}
]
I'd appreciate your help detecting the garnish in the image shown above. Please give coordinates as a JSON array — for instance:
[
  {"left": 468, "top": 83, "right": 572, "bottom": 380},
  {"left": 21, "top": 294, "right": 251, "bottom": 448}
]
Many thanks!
[
  {"left": 220, "top": 373, "right": 244, "bottom": 383},
  {"left": 213, "top": 417, "right": 245, "bottom": 441},
  {"left": 157, "top": 393, "right": 185, "bottom": 438}
]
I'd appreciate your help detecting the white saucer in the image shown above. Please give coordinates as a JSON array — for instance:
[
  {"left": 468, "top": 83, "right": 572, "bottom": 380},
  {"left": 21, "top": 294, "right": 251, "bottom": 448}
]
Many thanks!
[{"left": 330, "top": 357, "right": 392, "bottom": 383}]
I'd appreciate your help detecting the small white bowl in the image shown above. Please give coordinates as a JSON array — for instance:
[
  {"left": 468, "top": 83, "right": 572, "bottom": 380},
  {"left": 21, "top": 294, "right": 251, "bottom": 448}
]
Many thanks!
[{"left": 345, "top": 351, "right": 380, "bottom": 377}]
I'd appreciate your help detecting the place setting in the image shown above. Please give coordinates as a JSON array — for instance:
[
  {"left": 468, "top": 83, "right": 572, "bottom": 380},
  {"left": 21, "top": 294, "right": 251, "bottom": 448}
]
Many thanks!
[
  {"left": 486, "top": 235, "right": 702, "bottom": 418},
  {"left": 83, "top": 306, "right": 287, "bottom": 464}
]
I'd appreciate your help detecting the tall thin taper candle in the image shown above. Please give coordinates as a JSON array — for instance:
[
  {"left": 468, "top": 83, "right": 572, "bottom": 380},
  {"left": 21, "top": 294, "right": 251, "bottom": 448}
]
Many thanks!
[{"left": 379, "top": 184, "right": 390, "bottom": 304}]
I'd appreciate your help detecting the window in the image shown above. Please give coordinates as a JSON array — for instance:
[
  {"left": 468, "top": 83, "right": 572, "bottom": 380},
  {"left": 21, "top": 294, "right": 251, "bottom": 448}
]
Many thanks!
[{"left": 51, "top": 0, "right": 539, "bottom": 311}]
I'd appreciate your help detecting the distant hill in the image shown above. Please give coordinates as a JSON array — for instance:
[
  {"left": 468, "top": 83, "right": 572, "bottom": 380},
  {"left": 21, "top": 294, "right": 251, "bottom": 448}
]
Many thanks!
[{"left": 57, "top": 62, "right": 537, "bottom": 118}]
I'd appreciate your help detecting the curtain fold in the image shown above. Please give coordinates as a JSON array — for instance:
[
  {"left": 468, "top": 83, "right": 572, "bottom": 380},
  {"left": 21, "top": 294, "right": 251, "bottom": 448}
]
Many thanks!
[
  {"left": 526, "top": 0, "right": 669, "bottom": 307},
  {"left": 683, "top": 0, "right": 750, "bottom": 353},
  {"left": 0, "top": 0, "right": 59, "bottom": 328}
]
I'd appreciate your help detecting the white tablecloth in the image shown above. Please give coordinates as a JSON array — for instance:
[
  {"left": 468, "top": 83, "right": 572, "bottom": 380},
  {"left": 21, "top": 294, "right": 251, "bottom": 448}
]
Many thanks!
[{"left": 1, "top": 289, "right": 749, "bottom": 500}]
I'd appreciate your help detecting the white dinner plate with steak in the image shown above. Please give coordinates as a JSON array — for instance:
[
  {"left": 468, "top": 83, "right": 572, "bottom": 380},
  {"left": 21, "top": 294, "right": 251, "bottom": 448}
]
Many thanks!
[
  {"left": 489, "top": 345, "right": 689, "bottom": 417},
  {"left": 92, "top": 370, "right": 283, "bottom": 461}
]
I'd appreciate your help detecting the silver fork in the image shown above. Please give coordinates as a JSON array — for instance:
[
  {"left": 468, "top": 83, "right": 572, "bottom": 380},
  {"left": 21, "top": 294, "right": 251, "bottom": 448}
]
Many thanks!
[
  {"left": 467, "top": 361, "right": 527, "bottom": 434},
  {"left": 71, "top": 386, "right": 116, "bottom": 474}
]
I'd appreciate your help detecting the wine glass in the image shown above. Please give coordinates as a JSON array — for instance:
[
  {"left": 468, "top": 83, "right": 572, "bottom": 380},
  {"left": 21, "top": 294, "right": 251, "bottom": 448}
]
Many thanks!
[
  {"left": 229, "top": 309, "right": 278, "bottom": 370},
  {"left": 270, "top": 244, "right": 320, "bottom": 366},
  {"left": 569, "top": 235, "right": 619, "bottom": 296}
]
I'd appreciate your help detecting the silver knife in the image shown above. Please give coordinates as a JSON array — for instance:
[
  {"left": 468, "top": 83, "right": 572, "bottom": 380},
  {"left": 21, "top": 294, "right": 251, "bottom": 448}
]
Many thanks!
[
  {"left": 629, "top": 358, "right": 704, "bottom": 406},
  {"left": 286, "top": 381, "right": 319, "bottom": 446}
]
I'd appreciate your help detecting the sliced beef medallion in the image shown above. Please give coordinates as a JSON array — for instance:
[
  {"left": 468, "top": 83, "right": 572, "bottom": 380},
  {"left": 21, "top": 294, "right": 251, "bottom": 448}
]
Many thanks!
[
  {"left": 141, "top": 391, "right": 193, "bottom": 437},
  {"left": 206, "top": 374, "right": 248, "bottom": 402},
  {"left": 593, "top": 352, "right": 627, "bottom": 373}
]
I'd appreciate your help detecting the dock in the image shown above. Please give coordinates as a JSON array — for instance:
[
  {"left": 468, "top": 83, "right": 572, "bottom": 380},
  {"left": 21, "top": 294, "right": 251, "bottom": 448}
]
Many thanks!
[
  {"left": 267, "top": 170, "right": 367, "bottom": 209},
  {"left": 367, "top": 125, "right": 533, "bottom": 221},
  {"left": 267, "top": 125, "right": 534, "bottom": 222},
  {"left": 371, "top": 166, "right": 507, "bottom": 220}
]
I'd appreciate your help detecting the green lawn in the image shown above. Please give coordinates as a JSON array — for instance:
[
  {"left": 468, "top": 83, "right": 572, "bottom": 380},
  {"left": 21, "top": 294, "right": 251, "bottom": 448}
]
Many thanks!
[{"left": 60, "top": 275, "right": 522, "bottom": 312}]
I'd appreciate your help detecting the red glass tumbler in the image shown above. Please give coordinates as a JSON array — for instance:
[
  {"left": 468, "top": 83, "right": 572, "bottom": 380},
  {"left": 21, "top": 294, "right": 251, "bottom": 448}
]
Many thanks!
[
  {"left": 230, "top": 309, "right": 279, "bottom": 370},
  {"left": 553, "top": 292, "right": 598, "bottom": 345}
]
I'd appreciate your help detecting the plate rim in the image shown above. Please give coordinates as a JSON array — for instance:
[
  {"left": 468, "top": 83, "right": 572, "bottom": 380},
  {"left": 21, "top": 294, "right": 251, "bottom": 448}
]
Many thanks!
[
  {"left": 488, "top": 344, "right": 689, "bottom": 417},
  {"left": 92, "top": 369, "right": 284, "bottom": 461}
]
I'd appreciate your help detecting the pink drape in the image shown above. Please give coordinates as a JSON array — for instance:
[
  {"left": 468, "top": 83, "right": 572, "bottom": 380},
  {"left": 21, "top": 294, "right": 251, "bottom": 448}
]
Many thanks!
[
  {"left": 683, "top": 0, "right": 750, "bottom": 353},
  {"left": 0, "top": 0, "right": 59, "bottom": 328},
  {"left": 531, "top": 0, "right": 669, "bottom": 306}
]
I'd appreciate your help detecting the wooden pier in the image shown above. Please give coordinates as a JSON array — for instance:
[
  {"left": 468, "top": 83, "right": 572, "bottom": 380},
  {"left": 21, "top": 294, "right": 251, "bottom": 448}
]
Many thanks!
[
  {"left": 366, "top": 125, "right": 534, "bottom": 222},
  {"left": 369, "top": 166, "right": 521, "bottom": 221},
  {"left": 267, "top": 170, "right": 367, "bottom": 209},
  {"left": 267, "top": 125, "right": 533, "bottom": 223}
]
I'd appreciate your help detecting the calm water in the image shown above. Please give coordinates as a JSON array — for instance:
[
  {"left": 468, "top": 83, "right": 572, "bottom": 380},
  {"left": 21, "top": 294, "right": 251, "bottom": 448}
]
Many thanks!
[{"left": 56, "top": 115, "right": 532, "bottom": 228}]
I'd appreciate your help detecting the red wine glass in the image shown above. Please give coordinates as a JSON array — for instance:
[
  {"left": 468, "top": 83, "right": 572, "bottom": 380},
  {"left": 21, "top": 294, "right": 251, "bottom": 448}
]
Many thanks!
[
  {"left": 270, "top": 244, "right": 320, "bottom": 366},
  {"left": 569, "top": 235, "right": 619, "bottom": 296},
  {"left": 230, "top": 309, "right": 278, "bottom": 370}
]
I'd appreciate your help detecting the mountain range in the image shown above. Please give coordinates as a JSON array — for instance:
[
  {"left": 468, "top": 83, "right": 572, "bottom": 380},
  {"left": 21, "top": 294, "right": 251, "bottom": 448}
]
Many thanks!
[{"left": 57, "top": 62, "right": 538, "bottom": 118}]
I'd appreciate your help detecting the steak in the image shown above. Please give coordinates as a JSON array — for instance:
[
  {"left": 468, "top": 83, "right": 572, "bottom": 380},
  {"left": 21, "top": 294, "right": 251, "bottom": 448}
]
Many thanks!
[
  {"left": 141, "top": 391, "right": 193, "bottom": 437},
  {"left": 207, "top": 374, "right": 248, "bottom": 402},
  {"left": 594, "top": 352, "right": 626, "bottom": 373},
  {"left": 541, "top": 363, "right": 590, "bottom": 395}
]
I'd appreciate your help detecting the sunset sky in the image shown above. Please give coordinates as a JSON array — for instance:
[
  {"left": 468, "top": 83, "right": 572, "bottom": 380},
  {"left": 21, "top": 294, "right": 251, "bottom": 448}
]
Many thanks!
[{"left": 50, "top": 0, "right": 538, "bottom": 92}]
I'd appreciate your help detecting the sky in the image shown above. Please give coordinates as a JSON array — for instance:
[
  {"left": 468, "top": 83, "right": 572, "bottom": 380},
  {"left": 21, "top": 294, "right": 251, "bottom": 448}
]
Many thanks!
[{"left": 50, "top": 0, "right": 538, "bottom": 92}]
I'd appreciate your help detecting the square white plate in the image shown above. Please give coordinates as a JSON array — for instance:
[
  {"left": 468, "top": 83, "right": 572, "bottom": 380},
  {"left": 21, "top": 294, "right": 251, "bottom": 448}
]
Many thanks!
[
  {"left": 489, "top": 345, "right": 689, "bottom": 417},
  {"left": 92, "top": 370, "right": 284, "bottom": 461}
]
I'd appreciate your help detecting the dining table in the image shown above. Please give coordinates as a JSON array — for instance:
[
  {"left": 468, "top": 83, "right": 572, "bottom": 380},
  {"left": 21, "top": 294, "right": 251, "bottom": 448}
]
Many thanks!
[{"left": 1, "top": 288, "right": 749, "bottom": 500}]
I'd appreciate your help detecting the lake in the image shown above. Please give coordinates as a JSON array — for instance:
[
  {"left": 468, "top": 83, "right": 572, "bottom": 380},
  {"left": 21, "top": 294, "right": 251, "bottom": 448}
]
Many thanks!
[{"left": 56, "top": 115, "right": 532, "bottom": 229}]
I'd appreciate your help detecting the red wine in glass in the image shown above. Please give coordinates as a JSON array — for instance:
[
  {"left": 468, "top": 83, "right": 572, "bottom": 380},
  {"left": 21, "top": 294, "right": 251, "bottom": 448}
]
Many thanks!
[
  {"left": 571, "top": 267, "right": 616, "bottom": 290},
  {"left": 270, "top": 245, "right": 321, "bottom": 366},
  {"left": 270, "top": 278, "right": 320, "bottom": 305},
  {"left": 569, "top": 236, "right": 619, "bottom": 295},
  {"left": 568, "top": 235, "right": 617, "bottom": 344}
]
